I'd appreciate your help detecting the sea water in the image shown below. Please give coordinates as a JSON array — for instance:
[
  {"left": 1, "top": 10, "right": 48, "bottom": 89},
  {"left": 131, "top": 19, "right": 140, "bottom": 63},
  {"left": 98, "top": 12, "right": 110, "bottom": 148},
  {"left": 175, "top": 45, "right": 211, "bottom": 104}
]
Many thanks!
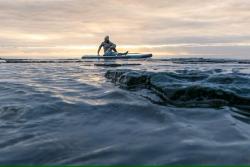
[{"left": 0, "top": 58, "right": 250, "bottom": 165}]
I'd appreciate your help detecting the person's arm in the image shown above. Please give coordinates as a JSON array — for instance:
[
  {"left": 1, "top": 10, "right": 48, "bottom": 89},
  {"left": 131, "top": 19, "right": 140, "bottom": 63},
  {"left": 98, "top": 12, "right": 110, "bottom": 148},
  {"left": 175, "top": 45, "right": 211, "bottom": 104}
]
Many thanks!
[
  {"left": 110, "top": 42, "right": 116, "bottom": 49},
  {"left": 97, "top": 43, "right": 103, "bottom": 56},
  {"left": 109, "top": 42, "right": 117, "bottom": 52}
]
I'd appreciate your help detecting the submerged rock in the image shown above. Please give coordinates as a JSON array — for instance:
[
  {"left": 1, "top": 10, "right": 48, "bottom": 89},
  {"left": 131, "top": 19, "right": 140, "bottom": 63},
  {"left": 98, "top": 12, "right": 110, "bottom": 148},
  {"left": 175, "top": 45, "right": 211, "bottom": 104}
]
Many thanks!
[
  {"left": 118, "top": 71, "right": 149, "bottom": 88},
  {"left": 105, "top": 69, "right": 150, "bottom": 88},
  {"left": 105, "top": 69, "right": 131, "bottom": 83},
  {"left": 105, "top": 69, "right": 250, "bottom": 111}
]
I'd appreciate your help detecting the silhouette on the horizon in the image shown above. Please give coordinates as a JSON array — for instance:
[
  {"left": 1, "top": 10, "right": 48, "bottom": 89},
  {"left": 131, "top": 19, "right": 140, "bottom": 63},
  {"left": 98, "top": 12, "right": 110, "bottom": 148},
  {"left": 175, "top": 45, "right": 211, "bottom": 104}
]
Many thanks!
[{"left": 97, "top": 36, "right": 128, "bottom": 56}]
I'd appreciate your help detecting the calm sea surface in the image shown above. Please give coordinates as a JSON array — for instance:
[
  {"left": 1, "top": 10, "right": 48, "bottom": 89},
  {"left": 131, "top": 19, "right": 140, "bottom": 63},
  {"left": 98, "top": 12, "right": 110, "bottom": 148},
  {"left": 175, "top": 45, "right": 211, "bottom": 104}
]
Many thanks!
[{"left": 0, "top": 57, "right": 250, "bottom": 165}]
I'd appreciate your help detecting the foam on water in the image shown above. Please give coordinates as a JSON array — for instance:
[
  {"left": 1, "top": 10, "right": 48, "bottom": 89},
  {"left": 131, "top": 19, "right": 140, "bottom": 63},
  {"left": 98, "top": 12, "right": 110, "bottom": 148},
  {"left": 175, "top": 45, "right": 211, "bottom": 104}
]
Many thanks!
[{"left": 0, "top": 58, "right": 250, "bottom": 165}]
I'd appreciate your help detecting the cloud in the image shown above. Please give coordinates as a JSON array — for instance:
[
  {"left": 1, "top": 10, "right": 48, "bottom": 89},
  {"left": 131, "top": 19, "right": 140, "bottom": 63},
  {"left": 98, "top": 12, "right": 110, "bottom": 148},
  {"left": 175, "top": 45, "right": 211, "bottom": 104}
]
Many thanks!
[{"left": 0, "top": 0, "right": 250, "bottom": 58}]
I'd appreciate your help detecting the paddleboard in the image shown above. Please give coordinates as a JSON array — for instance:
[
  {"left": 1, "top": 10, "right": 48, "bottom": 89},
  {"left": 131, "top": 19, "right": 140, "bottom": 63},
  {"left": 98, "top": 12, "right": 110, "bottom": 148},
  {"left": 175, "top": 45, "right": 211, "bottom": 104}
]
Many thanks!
[{"left": 82, "top": 53, "right": 152, "bottom": 59}]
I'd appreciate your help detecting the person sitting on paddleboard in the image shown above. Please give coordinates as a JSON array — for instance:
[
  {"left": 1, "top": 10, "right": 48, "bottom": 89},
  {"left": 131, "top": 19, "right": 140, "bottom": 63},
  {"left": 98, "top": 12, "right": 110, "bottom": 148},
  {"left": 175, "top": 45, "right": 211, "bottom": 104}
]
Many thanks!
[{"left": 97, "top": 36, "right": 128, "bottom": 56}]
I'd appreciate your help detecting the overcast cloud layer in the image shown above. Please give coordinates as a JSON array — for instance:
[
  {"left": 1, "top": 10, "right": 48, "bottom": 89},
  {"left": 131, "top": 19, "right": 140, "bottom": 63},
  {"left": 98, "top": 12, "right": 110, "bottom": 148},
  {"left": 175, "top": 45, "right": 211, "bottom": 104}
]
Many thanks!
[{"left": 0, "top": 0, "right": 250, "bottom": 58}]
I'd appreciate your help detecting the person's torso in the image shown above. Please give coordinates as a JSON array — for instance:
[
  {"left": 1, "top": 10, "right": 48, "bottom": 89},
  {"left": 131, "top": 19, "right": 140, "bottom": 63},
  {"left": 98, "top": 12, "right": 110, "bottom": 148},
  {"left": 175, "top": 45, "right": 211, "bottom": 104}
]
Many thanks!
[{"left": 102, "top": 41, "right": 114, "bottom": 52}]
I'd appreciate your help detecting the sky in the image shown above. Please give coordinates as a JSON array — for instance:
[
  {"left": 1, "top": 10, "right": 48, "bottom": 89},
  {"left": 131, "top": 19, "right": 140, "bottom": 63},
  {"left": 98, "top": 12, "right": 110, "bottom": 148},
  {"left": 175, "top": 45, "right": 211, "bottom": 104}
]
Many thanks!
[{"left": 0, "top": 0, "right": 250, "bottom": 58}]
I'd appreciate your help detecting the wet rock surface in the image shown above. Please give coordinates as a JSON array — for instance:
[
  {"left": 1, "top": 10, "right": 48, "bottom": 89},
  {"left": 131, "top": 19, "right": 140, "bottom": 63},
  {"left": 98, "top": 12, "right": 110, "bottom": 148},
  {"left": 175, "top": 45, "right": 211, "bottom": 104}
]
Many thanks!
[
  {"left": 105, "top": 69, "right": 250, "bottom": 111},
  {"left": 105, "top": 69, "right": 151, "bottom": 88}
]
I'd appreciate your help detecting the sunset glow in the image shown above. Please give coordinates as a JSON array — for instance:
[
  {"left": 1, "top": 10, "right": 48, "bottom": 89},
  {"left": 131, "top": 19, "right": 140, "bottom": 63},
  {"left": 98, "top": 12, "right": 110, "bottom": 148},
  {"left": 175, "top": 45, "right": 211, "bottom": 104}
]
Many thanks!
[{"left": 0, "top": 0, "right": 250, "bottom": 58}]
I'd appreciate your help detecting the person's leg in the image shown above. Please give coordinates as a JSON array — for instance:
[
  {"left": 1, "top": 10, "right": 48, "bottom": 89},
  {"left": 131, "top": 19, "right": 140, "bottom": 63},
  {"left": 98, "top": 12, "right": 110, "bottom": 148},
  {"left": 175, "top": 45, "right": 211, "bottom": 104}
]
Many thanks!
[
  {"left": 103, "top": 51, "right": 110, "bottom": 56},
  {"left": 109, "top": 45, "right": 128, "bottom": 56},
  {"left": 117, "top": 51, "right": 129, "bottom": 56},
  {"left": 112, "top": 47, "right": 118, "bottom": 52},
  {"left": 104, "top": 50, "right": 117, "bottom": 56}
]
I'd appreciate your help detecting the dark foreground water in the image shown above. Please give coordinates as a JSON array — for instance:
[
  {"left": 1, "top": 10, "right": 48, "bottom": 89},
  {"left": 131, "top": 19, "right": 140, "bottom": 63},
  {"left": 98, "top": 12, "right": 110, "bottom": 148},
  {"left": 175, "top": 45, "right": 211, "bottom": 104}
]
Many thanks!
[{"left": 0, "top": 58, "right": 250, "bottom": 165}]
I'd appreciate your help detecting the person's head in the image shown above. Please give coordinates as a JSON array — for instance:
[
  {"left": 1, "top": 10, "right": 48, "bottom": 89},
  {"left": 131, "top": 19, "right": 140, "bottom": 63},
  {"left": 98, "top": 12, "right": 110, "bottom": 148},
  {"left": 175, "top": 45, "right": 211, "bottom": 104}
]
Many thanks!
[{"left": 104, "top": 36, "right": 109, "bottom": 42}]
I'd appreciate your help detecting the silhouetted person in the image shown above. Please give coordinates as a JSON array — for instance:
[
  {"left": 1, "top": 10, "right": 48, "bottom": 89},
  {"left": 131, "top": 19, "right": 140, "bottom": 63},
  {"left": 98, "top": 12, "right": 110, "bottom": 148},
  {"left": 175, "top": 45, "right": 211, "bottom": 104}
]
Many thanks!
[{"left": 97, "top": 36, "right": 128, "bottom": 56}]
